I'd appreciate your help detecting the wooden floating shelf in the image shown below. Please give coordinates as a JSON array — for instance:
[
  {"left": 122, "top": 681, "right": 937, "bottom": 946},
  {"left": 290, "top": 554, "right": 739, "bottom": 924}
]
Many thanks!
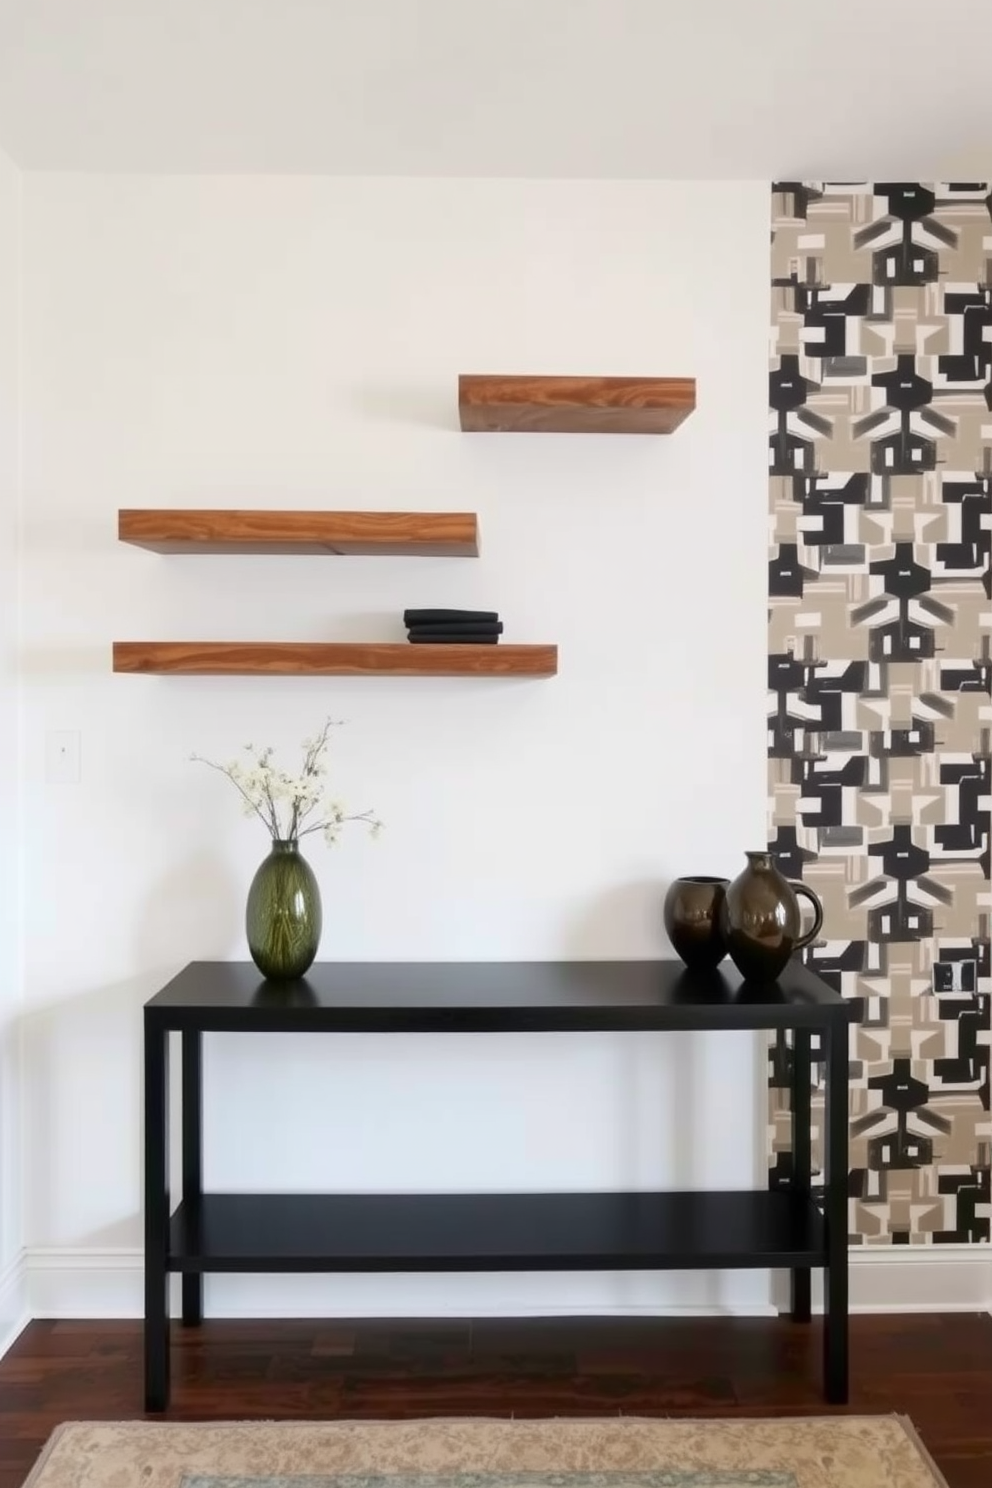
[
  {"left": 118, "top": 508, "right": 479, "bottom": 557},
  {"left": 458, "top": 374, "right": 696, "bottom": 434},
  {"left": 112, "top": 642, "right": 558, "bottom": 678}
]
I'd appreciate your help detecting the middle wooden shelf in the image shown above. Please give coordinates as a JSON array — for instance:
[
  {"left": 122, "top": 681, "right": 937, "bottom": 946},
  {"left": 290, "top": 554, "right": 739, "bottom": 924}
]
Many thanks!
[
  {"left": 112, "top": 641, "right": 558, "bottom": 678},
  {"left": 118, "top": 508, "right": 480, "bottom": 557}
]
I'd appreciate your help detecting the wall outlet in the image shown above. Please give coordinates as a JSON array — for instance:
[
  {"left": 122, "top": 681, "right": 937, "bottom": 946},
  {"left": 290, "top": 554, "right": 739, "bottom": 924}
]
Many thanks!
[{"left": 45, "top": 730, "right": 81, "bottom": 784}]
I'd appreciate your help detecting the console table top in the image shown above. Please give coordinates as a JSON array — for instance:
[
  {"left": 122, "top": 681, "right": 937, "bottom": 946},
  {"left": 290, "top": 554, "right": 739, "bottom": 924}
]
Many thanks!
[{"left": 146, "top": 959, "right": 852, "bottom": 1032}]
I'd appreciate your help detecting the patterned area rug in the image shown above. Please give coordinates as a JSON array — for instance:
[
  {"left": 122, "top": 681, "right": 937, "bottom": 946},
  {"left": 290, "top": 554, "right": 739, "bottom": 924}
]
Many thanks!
[{"left": 23, "top": 1417, "right": 946, "bottom": 1488}]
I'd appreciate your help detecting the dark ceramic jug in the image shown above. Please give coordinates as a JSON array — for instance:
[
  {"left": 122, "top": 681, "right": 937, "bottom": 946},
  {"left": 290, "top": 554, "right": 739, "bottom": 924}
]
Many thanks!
[
  {"left": 720, "top": 850, "right": 823, "bottom": 982},
  {"left": 663, "top": 876, "right": 730, "bottom": 970}
]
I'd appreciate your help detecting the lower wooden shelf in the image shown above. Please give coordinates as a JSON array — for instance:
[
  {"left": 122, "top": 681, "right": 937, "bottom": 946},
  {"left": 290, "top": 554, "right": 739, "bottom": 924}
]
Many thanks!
[{"left": 112, "top": 641, "right": 558, "bottom": 678}]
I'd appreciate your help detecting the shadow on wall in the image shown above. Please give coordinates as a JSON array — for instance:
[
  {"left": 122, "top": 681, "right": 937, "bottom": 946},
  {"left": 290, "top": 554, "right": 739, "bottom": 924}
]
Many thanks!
[
  {"left": 20, "top": 647, "right": 110, "bottom": 677},
  {"left": 349, "top": 381, "right": 457, "bottom": 432},
  {"left": 134, "top": 848, "right": 241, "bottom": 967},
  {"left": 562, "top": 878, "right": 769, "bottom": 1314},
  {"left": 563, "top": 878, "right": 669, "bottom": 961},
  {"left": 21, "top": 969, "right": 162, "bottom": 1250},
  {"left": 20, "top": 850, "right": 240, "bottom": 1249},
  {"left": 18, "top": 512, "right": 111, "bottom": 556}
]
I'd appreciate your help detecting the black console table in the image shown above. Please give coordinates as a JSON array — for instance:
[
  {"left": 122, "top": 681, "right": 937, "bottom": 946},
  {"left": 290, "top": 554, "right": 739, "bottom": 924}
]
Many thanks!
[{"left": 143, "top": 959, "right": 853, "bottom": 1410}]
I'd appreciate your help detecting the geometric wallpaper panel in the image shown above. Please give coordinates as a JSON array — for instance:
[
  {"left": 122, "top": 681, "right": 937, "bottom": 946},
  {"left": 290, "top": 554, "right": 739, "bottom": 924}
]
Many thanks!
[{"left": 768, "top": 183, "right": 991, "bottom": 1244}]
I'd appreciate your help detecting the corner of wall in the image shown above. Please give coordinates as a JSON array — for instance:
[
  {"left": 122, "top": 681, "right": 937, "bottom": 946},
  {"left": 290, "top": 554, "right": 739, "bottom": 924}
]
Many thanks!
[
  {"left": 0, "top": 1250, "right": 28, "bottom": 1359},
  {"left": 0, "top": 143, "right": 26, "bottom": 1314}
]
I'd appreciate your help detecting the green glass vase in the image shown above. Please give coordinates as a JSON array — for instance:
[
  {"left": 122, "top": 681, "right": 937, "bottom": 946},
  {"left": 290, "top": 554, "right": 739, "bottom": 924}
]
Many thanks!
[{"left": 246, "top": 839, "right": 322, "bottom": 980}]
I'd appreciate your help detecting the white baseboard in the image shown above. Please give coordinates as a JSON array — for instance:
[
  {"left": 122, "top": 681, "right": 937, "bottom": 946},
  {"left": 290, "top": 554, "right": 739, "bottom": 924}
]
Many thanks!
[
  {"left": 768, "top": 1242, "right": 992, "bottom": 1314},
  {"left": 22, "top": 1243, "right": 992, "bottom": 1321},
  {"left": 26, "top": 1248, "right": 146, "bottom": 1322},
  {"left": 24, "top": 1251, "right": 773, "bottom": 1318},
  {"left": 847, "top": 1243, "right": 992, "bottom": 1312},
  {"left": 0, "top": 1251, "right": 29, "bottom": 1359}
]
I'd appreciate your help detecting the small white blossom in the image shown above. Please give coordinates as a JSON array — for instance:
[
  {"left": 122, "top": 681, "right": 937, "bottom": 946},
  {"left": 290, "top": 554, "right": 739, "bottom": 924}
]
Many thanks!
[{"left": 192, "top": 717, "right": 382, "bottom": 850}]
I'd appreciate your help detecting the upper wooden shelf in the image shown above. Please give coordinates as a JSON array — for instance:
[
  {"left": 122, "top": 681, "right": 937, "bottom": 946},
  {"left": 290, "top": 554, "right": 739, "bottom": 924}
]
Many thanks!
[
  {"left": 118, "top": 509, "right": 479, "bottom": 557},
  {"left": 458, "top": 375, "right": 696, "bottom": 434},
  {"left": 112, "top": 641, "right": 557, "bottom": 679}
]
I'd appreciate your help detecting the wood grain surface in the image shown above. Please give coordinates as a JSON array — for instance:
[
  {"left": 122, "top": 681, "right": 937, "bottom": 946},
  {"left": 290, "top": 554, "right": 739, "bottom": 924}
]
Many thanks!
[
  {"left": 118, "top": 509, "right": 479, "bottom": 557},
  {"left": 458, "top": 375, "right": 696, "bottom": 433},
  {"left": 112, "top": 641, "right": 558, "bottom": 677},
  {"left": 2, "top": 1315, "right": 990, "bottom": 1488}
]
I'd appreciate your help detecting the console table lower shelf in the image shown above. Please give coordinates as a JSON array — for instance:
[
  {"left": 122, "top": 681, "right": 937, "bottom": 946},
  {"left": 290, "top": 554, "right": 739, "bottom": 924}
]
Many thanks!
[{"left": 168, "top": 1190, "right": 825, "bottom": 1272}]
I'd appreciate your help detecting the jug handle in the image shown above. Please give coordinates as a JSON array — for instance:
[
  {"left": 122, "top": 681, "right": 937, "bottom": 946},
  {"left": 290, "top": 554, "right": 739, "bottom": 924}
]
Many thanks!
[{"left": 790, "top": 882, "right": 823, "bottom": 950}]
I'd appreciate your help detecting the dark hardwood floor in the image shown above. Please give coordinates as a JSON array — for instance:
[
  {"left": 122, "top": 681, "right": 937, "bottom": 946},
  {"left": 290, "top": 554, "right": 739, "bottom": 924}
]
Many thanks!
[{"left": 2, "top": 1315, "right": 991, "bottom": 1488}]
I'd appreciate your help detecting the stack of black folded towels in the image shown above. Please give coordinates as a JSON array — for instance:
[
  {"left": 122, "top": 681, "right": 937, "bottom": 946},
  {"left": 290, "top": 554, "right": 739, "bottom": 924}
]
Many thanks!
[{"left": 404, "top": 608, "right": 503, "bottom": 645}]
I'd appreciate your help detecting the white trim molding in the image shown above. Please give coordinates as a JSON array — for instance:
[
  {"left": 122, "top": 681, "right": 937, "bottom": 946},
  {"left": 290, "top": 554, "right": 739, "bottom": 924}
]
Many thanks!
[
  {"left": 847, "top": 1242, "right": 992, "bottom": 1313},
  {"left": 765, "top": 1242, "right": 992, "bottom": 1314},
  {"left": 0, "top": 1250, "right": 28, "bottom": 1359},
  {"left": 21, "top": 1243, "right": 992, "bottom": 1323},
  {"left": 24, "top": 1251, "right": 774, "bottom": 1319}
]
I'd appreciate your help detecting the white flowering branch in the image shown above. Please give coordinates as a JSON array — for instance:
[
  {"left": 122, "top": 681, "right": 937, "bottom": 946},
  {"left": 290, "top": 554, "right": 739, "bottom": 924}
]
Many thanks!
[{"left": 192, "top": 718, "right": 383, "bottom": 846}]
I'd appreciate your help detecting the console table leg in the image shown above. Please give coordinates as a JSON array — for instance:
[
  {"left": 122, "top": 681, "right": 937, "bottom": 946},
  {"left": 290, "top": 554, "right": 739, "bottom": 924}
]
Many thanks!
[
  {"left": 823, "top": 1016, "right": 850, "bottom": 1404},
  {"left": 790, "top": 1027, "right": 812, "bottom": 1322},
  {"left": 144, "top": 1020, "right": 170, "bottom": 1411},
  {"left": 181, "top": 1029, "right": 204, "bottom": 1327}
]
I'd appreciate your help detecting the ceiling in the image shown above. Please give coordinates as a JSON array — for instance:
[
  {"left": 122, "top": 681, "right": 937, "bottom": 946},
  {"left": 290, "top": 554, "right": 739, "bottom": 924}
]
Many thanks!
[{"left": 0, "top": 0, "right": 989, "bottom": 178}]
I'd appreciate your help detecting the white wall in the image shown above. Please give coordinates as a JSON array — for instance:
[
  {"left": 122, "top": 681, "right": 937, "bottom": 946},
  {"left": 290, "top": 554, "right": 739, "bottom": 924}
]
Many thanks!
[
  {"left": 0, "top": 146, "right": 24, "bottom": 1344},
  {"left": 19, "top": 175, "right": 771, "bottom": 1315}
]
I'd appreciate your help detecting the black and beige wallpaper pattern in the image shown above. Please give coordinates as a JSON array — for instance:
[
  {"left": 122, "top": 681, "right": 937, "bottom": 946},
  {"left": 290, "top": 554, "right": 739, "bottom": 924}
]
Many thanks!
[{"left": 768, "top": 182, "right": 991, "bottom": 1244}]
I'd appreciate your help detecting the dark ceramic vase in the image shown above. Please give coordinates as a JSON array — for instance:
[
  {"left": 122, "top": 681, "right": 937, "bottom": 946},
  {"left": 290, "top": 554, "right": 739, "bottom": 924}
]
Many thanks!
[
  {"left": 663, "top": 876, "right": 730, "bottom": 970},
  {"left": 719, "top": 850, "right": 823, "bottom": 982},
  {"left": 246, "top": 839, "right": 322, "bottom": 980}
]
